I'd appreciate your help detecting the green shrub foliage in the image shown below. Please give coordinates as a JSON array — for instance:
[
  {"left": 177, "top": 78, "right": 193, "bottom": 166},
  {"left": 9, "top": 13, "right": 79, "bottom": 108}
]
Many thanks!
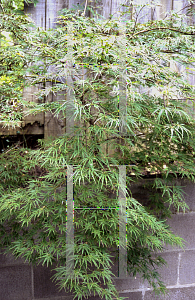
[{"left": 0, "top": 2, "right": 195, "bottom": 299}]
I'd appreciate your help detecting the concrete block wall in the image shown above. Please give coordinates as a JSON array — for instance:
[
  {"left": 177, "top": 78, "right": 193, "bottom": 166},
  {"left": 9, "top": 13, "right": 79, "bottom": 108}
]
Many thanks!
[
  {"left": 0, "top": 254, "right": 71, "bottom": 300},
  {"left": 1, "top": 179, "right": 195, "bottom": 300},
  {"left": 116, "top": 179, "right": 195, "bottom": 300}
]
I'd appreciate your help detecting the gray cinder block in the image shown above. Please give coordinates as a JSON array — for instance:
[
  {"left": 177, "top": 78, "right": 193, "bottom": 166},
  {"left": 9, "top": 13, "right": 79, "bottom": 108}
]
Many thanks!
[
  {"left": 0, "top": 265, "right": 32, "bottom": 300},
  {"left": 0, "top": 252, "right": 26, "bottom": 267},
  {"left": 151, "top": 252, "right": 179, "bottom": 286},
  {"left": 145, "top": 286, "right": 195, "bottom": 300},
  {"left": 179, "top": 250, "right": 195, "bottom": 285},
  {"left": 166, "top": 212, "right": 195, "bottom": 251},
  {"left": 34, "top": 265, "right": 72, "bottom": 299},
  {"left": 119, "top": 291, "right": 143, "bottom": 300},
  {"left": 114, "top": 276, "right": 145, "bottom": 292},
  {"left": 84, "top": 291, "right": 143, "bottom": 300},
  {"left": 34, "top": 297, "right": 73, "bottom": 300},
  {"left": 175, "top": 179, "right": 195, "bottom": 212}
]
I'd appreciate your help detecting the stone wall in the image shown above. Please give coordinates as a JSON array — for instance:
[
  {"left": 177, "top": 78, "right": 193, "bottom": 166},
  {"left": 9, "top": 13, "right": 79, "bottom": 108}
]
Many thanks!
[
  {"left": 1, "top": 179, "right": 195, "bottom": 300},
  {"left": 116, "top": 179, "right": 195, "bottom": 300}
]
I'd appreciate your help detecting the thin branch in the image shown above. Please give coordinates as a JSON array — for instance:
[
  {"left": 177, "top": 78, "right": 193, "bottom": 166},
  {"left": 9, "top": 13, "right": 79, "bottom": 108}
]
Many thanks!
[
  {"left": 131, "top": 27, "right": 195, "bottom": 37},
  {"left": 103, "top": 133, "right": 145, "bottom": 143},
  {"left": 0, "top": 3, "right": 5, "bottom": 14},
  {"left": 83, "top": 0, "right": 88, "bottom": 16},
  {"left": 176, "top": 4, "right": 192, "bottom": 14},
  {"left": 133, "top": 4, "right": 147, "bottom": 33}
]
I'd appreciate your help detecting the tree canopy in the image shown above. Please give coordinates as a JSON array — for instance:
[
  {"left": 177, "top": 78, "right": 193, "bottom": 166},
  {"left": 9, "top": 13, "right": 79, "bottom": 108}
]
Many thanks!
[{"left": 0, "top": 1, "right": 195, "bottom": 299}]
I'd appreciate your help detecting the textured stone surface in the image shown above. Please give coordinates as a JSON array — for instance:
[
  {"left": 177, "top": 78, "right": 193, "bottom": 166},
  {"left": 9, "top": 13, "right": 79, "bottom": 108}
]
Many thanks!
[
  {"left": 175, "top": 179, "right": 195, "bottom": 212},
  {"left": 0, "top": 265, "right": 32, "bottom": 300},
  {"left": 129, "top": 179, "right": 152, "bottom": 207},
  {"left": 145, "top": 286, "right": 195, "bottom": 300},
  {"left": 129, "top": 178, "right": 195, "bottom": 214},
  {"left": 165, "top": 212, "right": 195, "bottom": 251},
  {"left": 35, "top": 297, "right": 73, "bottom": 300},
  {"left": 34, "top": 265, "right": 70, "bottom": 299},
  {"left": 152, "top": 251, "right": 179, "bottom": 286},
  {"left": 179, "top": 250, "right": 195, "bottom": 285},
  {"left": 119, "top": 292, "right": 143, "bottom": 300},
  {"left": 0, "top": 252, "right": 26, "bottom": 267},
  {"left": 85, "top": 292, "right": 143, "bottom": 300},
  {"left": 114, "top": 276, "right": 145, "bottom": 292}
]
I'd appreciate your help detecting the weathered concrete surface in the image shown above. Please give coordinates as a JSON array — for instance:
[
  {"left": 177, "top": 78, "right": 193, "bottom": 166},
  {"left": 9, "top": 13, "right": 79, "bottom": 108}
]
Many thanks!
[
  {"left": 0, "top": 252, "right": 27, "bottom": 266},
  {"left": 34, "top": 265, "right": 69, "bottom": 299},
  {"left": 152, "top": 251, "right": 179, "bottom": 286},
  {"left": 114, "top": 275, "right": 145, "bottom": 292},
  {"left": 144, "top": 286, "right": 195, "bottom": 300},
  {"left": 179, "top": 250, "right": 195, "bottom": 285},
  {"left": 176, "top": 179, "right": 195, "bottom": 211},
  {"left": 119, "top": 292, "right": 143, "bottom": 300},
  {"left": 0, "top": 265, "right": 32, "bottom": 300},
  {"left": 166, "top": 212, "right": 195, "bottom": 251},
  {"left": 35, "top": 297, "right": 73, "bottom": 300}
]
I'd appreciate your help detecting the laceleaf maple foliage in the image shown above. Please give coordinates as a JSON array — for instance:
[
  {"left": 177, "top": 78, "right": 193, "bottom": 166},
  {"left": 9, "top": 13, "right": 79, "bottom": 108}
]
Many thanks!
[{"left": 0, "top": 1, "right": 195, "bottom": 299}]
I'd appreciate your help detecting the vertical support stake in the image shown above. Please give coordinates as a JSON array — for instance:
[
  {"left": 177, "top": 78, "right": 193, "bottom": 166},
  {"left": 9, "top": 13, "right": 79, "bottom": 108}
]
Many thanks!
[
  {"left": 119, "top": 165, "right": 127, "bottom": 278},
  {"left": 66, "top": 165, "right": 74, "bottom": 278}
]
